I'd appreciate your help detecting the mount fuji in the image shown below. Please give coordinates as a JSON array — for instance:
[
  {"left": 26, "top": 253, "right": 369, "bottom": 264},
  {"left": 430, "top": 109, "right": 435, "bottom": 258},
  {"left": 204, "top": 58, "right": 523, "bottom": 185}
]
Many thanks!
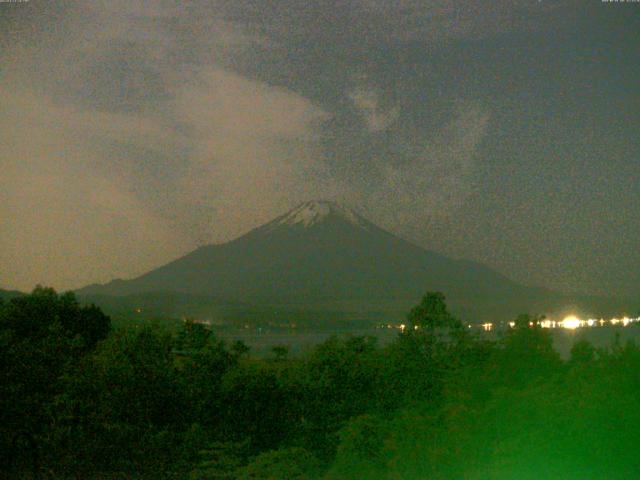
[{"left": 76, "top": 201, "right": 621, "bottom": 322}]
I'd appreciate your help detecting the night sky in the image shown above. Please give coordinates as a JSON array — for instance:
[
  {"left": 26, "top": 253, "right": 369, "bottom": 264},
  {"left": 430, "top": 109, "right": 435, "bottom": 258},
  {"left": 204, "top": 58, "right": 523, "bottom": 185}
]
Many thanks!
[{"left": 1, "top": 1, "right": 638, "bottom": 297}]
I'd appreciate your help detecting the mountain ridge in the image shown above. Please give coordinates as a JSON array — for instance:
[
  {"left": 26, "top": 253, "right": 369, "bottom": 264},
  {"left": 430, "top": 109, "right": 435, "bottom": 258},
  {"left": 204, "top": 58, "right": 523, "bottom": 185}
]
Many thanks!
[{"left": 76, "top": 201, "right": 631, "bottom": 322}]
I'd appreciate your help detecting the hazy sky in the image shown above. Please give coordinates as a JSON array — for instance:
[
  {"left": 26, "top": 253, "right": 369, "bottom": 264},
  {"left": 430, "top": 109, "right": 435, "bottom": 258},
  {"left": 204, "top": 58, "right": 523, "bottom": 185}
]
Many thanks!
[{"left": 1, "top": 1, "right": 638, "bottom": 297}]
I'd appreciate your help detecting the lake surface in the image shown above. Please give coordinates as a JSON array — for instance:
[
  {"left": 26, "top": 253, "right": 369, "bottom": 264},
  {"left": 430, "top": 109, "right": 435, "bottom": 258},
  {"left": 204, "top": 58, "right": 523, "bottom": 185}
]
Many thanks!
[{"left": 216, "top": 325, "right": 640, "bottom": 358}]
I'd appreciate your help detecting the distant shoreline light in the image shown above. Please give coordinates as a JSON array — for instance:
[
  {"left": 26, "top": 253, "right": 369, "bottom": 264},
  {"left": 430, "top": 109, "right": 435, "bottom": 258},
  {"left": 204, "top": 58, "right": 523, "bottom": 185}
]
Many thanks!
[
  {"left": 383, "top": 315, "right": 640, "bottom": 332},
  {"left": 495, "top": 315, "right": 638, "bottom": 331},
  {"left": 382, "top": 315, "right": 640, "bottom": 332},
  {"left": 550, "top": 315, "right": 638, "bottom": 330}
]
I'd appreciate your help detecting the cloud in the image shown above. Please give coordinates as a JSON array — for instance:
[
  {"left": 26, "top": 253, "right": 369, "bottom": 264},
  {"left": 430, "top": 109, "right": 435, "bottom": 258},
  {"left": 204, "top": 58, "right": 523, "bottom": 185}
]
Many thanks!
[
  {"left": 0, "top": 87, "right": 186, "bottom": 290},
  {"left": 171, "top": 67, "right": 330, "bottom": 240},
  {"left": 347, "top": 82, "right": 400, "bottom": 133},
  {"left": 334, "top": 101, "right": 492, "bottom": 230},
  {"left": 0, "top": 2, "right": 329, "bottom": 290},
  {"left": 218, "top": 0, "right": 564, "bottom": 49},
  {"left": 0, "top": 1, "right": 493, "bottom": 292}
]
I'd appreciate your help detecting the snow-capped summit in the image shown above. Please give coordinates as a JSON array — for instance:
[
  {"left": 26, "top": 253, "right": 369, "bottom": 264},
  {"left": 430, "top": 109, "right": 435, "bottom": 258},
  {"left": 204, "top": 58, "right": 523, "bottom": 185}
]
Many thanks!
[
  {"left": 273, "top": 200, "right": 370, "bottom": 229},
  {"left": 277, "top": 200, "right": 333, "bottom": 227},
  {"left": 77, "top": 198, "right": 551, "bottom": 323}
]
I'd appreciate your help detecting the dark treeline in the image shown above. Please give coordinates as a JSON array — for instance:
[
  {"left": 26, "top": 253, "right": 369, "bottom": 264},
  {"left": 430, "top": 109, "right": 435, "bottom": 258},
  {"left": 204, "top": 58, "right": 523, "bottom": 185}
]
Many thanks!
[{"left": 2, "top": 288, "right": 640, "bottom": 479}]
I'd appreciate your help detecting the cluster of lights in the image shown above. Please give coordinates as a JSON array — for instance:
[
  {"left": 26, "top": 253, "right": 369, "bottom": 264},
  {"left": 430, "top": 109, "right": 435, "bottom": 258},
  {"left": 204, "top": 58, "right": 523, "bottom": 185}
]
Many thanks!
[
  {"left": 547, "top": 315, "right": 640, "bottom": 330},
  {"left": 468, "top": 315, "right": 640, "bottom": 332},
  {"left": 489, "top": 315, "right": 640, "bottom": 331},
  {"left": 397, "top": 324, "right": 420, "bottom": 332},
  {"left": 386, "top": 315, "right": 640, "bottom": 333}
]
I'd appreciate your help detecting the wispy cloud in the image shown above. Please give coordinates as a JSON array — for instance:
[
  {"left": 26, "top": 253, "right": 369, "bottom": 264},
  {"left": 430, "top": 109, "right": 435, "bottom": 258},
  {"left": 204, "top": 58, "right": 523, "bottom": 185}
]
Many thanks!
[
  {"left": 0, "top": 1, "right": 538, "bottom": 292},
  {"left": 336, "top": 101, "right": 492, "bottom": 230},
  {"left": 348, "top": 81, "right": 400, "bottom": 133},
  {"left": 172, "top": 67, "right": 330, "bottom": 240},
  {"left": 0, "top": 1, "right": 328, "bottom": 290}
]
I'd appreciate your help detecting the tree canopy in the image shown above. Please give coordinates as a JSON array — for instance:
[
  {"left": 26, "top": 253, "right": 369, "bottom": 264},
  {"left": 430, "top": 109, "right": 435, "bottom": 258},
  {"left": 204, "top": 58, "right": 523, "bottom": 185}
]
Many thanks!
[{"left": 2, "top": 288, "right": 639, "bottom": 478}]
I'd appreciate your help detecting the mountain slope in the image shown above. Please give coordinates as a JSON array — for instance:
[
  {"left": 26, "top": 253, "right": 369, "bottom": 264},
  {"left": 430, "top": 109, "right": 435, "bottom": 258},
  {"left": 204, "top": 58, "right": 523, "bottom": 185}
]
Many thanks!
[
  {"left": 0, "top": 288, "right": 25, "bottom": 302},
  {"left": 77, "top": 201, "right": 626, "bottom": 321}
]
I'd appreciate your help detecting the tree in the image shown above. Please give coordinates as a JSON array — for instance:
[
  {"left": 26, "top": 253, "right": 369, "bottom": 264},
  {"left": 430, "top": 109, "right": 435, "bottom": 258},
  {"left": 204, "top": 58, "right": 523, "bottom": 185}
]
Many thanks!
[
  {"left": 55, "top": 325, "right": 192, "bottom": 475},
  {"left": 177, "top": 318, "right": 213, "bottom": 351},
  {"left": 297, "top": 336, "right": 382, "bottom": 460},
  {"left": 271, "top": 345, "right": 289, "bottom": 362},
  {"left": 219, "top": 362, "right": 293, "bottom": 452},
  {"left": 383, "top": 292, "right": 468, "bottom": 405},
  {"left": 0, "top": 286, "right": 110, "bottom": 348},
  {"left": 179, "top": 331, "right": 236, "bottom": 429},
  {"left": 569, "top": 339, "right": 596, "bottom": 365},
  {"left": 0, "top": 287, "right": 111, "bottom": 474},
  {"left": 326, "top": 414, "right": 387, "bottom": 480},
  {"left": 495, "top": 313, "right": 561, "bottom": 387},
  {"left": 407, "top": 291, "right": 460, "bottom": 332},
  {"left": 231, "top": 339, "right": 250, "bottom": 358},
  {"left": 235, "top": 447, "right": 320, "bottom": 480}
]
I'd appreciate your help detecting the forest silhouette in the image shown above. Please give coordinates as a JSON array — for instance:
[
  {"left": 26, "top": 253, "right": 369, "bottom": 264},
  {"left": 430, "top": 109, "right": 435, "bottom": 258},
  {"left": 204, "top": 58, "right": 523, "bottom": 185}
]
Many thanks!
[{"left": 2, "top": 288, "right": 640, "bottom": 479}]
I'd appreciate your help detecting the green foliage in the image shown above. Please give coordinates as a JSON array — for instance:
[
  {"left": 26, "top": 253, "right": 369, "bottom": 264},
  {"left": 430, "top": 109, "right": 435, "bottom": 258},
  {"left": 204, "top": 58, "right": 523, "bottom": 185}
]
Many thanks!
[
  {"left": 325, "top": 414, "right": 387, "bottom": 480},
  {"left": 220, "top": 363, "right": 290, "bottom": 450},
  {"left": 236, "top": 447, "right": 320, "bottom": 480},
  {"left": 178, "top": 328, "right": 237, "bottom": 428},
  {"left": 296, "top": 335, "right": 383, "bottom": 460},
  {"left": 495, "top": 314, "right": 562, "bottom": 386},
  {"left": 0, "top": 287, "right": 111, "bottom": 473},
  {"left": 231, "top": 339, "right": 251, "bottom": 357},
  {"left": 4, "top": 288, "right": 640, "bottom": 478},
  {"left": 1, "top": 285, "right": 110, "bottom": 349},
  {"left": 190, "top": 441, "right": 250, "bottom": 480},
  {"left": 407, "top": 291, "right": 460, "bottom": 331},
  {"left": 178, "top": 318, "right": 214, "bottom": 351},
  {"left": 50, "top": 326, "right": 196, "bottom": 475},
  {"left": 270, "top": 344, "right": 289, "bottom": 362},
  {"left": 322, "top": 312, "right": 640, "bottom": 480}
]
